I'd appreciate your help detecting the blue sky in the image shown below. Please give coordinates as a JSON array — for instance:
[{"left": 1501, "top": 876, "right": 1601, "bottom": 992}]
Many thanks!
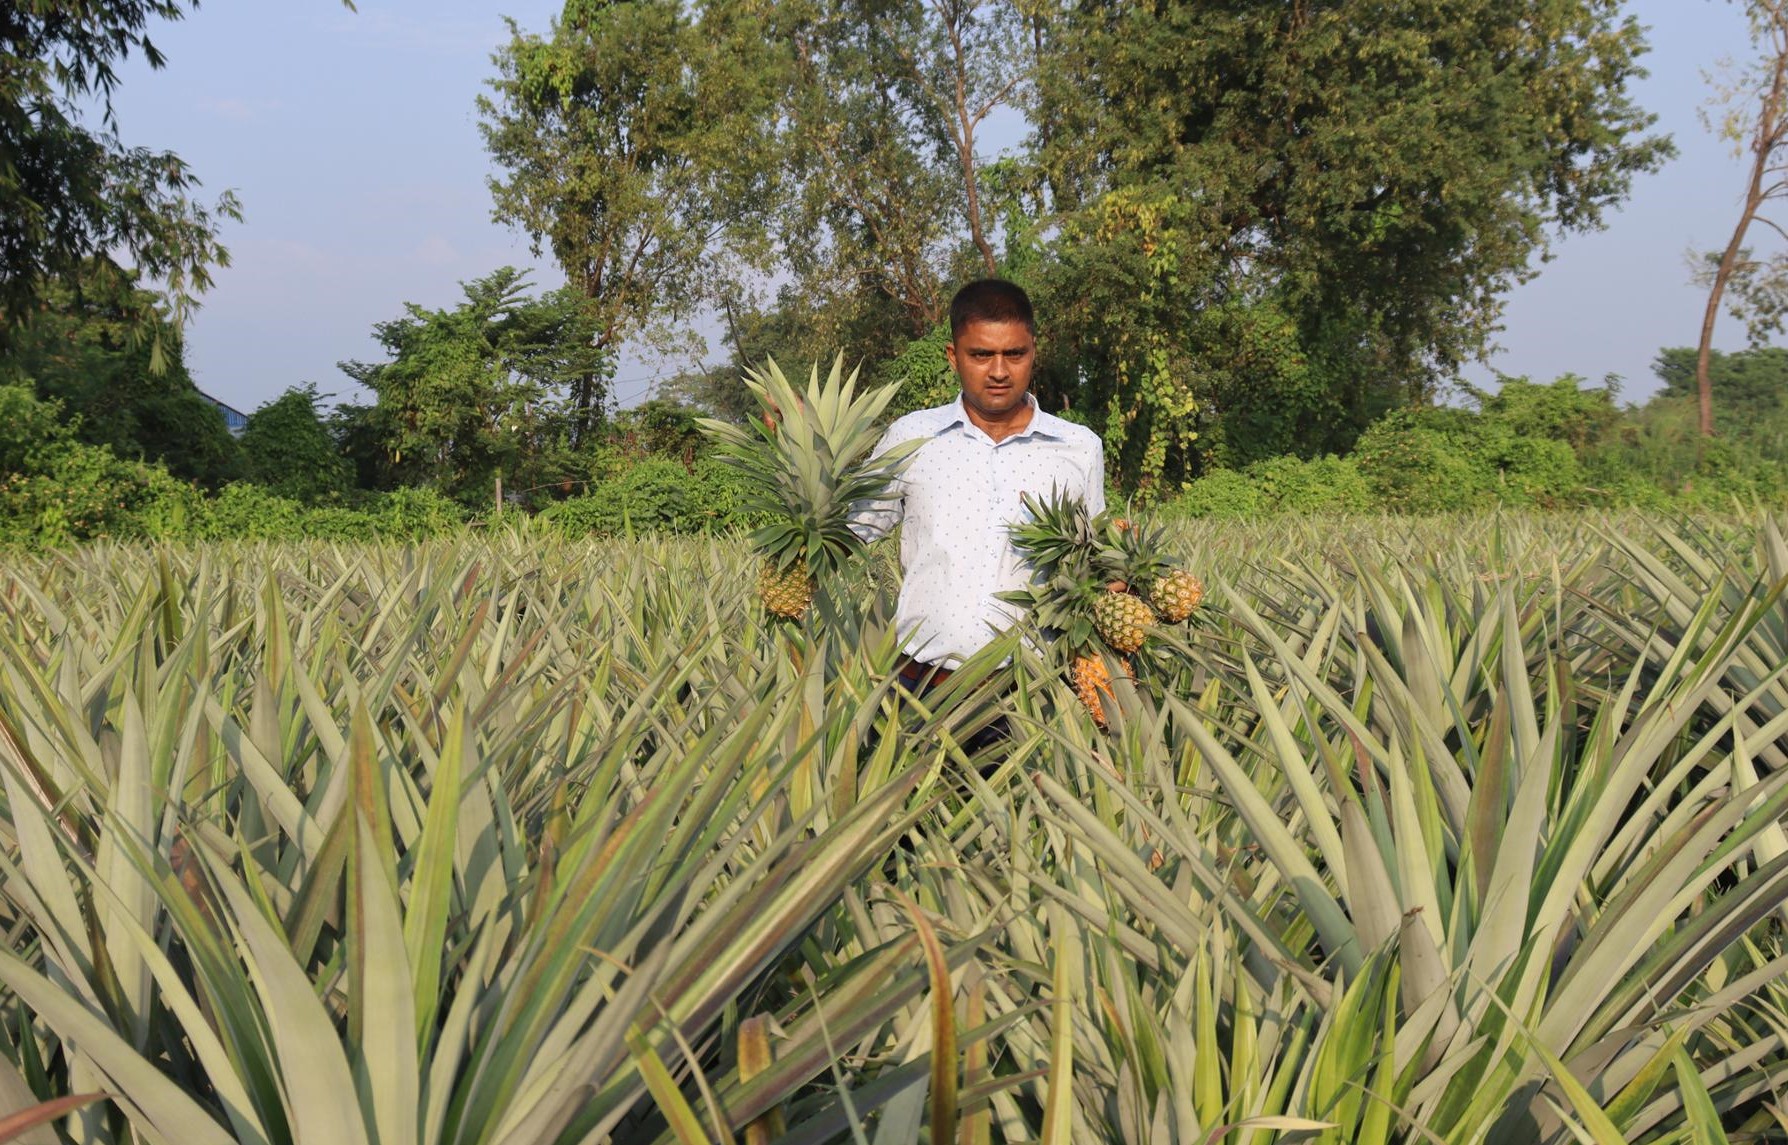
[{"left": 105, "top": 0, "right": 1765, "bottom": 415}]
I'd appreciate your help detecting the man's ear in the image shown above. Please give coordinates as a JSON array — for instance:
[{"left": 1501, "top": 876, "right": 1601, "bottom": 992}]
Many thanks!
[{"left": 944, "top": 341, "right": 960, "bottom": 376}]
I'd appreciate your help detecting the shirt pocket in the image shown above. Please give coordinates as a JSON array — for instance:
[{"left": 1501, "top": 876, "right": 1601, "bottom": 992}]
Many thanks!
[{"left": 1006, "top": 448, "right": 1094, "bottom": 515}]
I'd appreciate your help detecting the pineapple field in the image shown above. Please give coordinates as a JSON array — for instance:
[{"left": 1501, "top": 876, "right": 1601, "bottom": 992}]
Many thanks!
[{"left": 3, "top": 510, "right": 1788, "bottom": 1142}]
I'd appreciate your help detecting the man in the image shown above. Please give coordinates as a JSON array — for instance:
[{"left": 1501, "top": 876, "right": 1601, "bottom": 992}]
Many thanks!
[{"left": 853, "top": 279, "right": 1106, "bottom": 690}]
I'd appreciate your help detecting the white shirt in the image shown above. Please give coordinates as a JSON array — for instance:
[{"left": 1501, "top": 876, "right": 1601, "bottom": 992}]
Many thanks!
[{"left": 852, "top": 394, "right": 1106, "bottom": 666}]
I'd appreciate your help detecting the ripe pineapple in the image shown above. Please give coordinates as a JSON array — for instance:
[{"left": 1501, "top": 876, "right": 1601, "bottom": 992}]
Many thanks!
[
  {"left": 1071, "top": 654, "right": 1113, "bottom": 725},
  {"left": 1070, "top": 651, "right": 1132, "bottom": 726},
  {"left": 1092, "top": 589, "right": 1155, "bottom": 654},
  {"left": 1006, "top": 490, "right": 1150, "bottom": 722},
  {"left": 699, "top": 356, "right": 918, "bottom": 620}
]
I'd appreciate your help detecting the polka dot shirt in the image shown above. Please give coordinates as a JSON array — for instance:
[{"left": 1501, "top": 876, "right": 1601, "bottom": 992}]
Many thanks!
[{"left": 851, "top": 394, "right": 1106, "bottom": 666}]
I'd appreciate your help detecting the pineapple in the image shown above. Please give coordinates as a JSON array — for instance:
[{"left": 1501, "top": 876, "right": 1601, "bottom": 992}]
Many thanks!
[
  {"left": 1071, "top": 653, "right": 1113, "bottom": 725},
  {"left": 1150, "top": 568, "right": 1205, "bottom": 623},
  {"left": 1070, "top": 651, "right": 1132, "bottom": 726},
  {"left": 1006, "top": 489, "right": 1152, "bottom": 721},
  {"left": 700, "top": 357, "right": 919, "bottom": 620},
  {"left": 1092, "top": 589, "right": 1155, "bottom": 654},
  {"left": 757, "top": 556, "right": 812, "bottom": 619}
]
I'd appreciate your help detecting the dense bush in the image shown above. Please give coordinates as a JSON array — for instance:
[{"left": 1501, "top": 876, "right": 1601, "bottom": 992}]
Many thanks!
[
  {"left": 539, "top": 456, "right": 761, "bottom": 538},
  {"left": 0, "top": 384, "right": 203, "bottom": 546},
  {"left": 1165, "top": 367, "right": 1788, "bottom": 520},
  {"left": 1167, "top": 468, "right": 1264, "bottom": 519},
  {"left": 1347, "top": 409, "right": 1494, "bottom": 514},
  {"left": 238, "top": 384, "right": 354, "bottom": 503},
  {"left": 876, "top": 324, "right": 956, "bottom": 419},
  {"left": 1245, "top": 454, "right": 1374, "bottom": 514}
]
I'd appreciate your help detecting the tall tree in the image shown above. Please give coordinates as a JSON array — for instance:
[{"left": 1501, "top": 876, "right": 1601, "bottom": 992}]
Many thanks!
[
  {"left": 689, "top": 0, "right": 1036, "bottom": 363},
  {"left": 0, "top": 1, "right": 350, "bottom": 354},
  {"left": 1033, "top": 0, "right": 1671, "bottom": 490},
  {"left": 338, "top": 268, "right": 607, "bottom": 505},
  {"left": 479, "top": 0, "right": 781, "bottom": 442},
  {"left": 1694, "top": 0, "right": 1788, "bottom": 437},
  {"left": 879, "top": 0, "right": 1031, "bottom": 277}
]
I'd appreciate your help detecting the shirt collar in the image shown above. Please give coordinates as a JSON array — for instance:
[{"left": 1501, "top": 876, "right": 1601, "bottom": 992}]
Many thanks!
[{"left": 940, "top": 393, "right": 1064, "bottom": 441}]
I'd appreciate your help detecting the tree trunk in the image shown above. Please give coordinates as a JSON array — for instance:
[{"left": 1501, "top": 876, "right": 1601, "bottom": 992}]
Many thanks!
[
  {"left": 935, "top": 0, "right": 1003, "bottom": 277},
  {"left": 1697, "top": 18, "right": 1788, "bottom": 437},
  {"left": 1696, "top": 243, "right": 1740, "bottom": 438}
]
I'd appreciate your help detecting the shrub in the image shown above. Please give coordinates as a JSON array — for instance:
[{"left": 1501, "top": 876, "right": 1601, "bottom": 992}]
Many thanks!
[
  {"left": 877, "top": 324, "right": 957, "bottom": 418},
  {"left": 197, "top": 483, "right": 311, "bottom": 541},
  {"left": 1167, "top": 468, "right": 1265, "bottom": 519},
  {"left": 1492, "top": 435, "right": 1585, "bottom": 507},
  {"left": 690, "top": 456, "right": 764, "bottom": 532},
  {"left": 239, "top": 384, "right": 353, "bottom": 503},
  {"left": 0, "top": 383, "right": 207, "bottom": 546},
  {"left": 542, "top": 459, "right": 704, "bottom": 538},
  {"left": 370, "top": 486, "right": 466, "bottom": 538},
  {"left": 1351, "top": 409, "right": 1495, "bottom": 514},
  {"left": 1245, "top": 454, "right": 1375, "bottom": 514}
]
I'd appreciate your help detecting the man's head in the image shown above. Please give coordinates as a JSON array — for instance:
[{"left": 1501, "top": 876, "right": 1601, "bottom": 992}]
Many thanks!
[
  {"left": 949, "top": 278, "right": 1035, "bottom": 341},
  {"left": 947, "top": 279, "right": 1036, "bottom": 426}
]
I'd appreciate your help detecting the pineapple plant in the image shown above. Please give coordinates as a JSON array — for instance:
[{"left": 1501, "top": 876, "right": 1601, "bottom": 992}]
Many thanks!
[
  {"left": 1006, "top": 490, "right": 1209, "bottom": 721},
  {"left": 699, "top": 356, "right": 918, "bottom": 620}
]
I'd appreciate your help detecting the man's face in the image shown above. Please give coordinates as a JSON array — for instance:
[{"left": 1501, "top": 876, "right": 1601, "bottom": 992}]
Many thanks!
[{"left": 947, "top": 319, "right": 1036, "bottom": 421}]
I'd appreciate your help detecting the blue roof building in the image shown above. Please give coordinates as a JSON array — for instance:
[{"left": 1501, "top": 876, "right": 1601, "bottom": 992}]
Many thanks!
[{"left": 198, "top": 389, "right": 249, "bottom": 436}]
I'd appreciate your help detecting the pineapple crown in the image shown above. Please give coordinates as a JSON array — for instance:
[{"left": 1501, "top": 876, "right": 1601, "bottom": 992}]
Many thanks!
[
  {"left": 698, "top": 355, "right": 920, "bottom": 578},
  {"left": 1097, "top": 507, "right": 1176, "bottom": 588},
  {"left": 1003, "top": 489, "right": 1118, "bottom": 657}
]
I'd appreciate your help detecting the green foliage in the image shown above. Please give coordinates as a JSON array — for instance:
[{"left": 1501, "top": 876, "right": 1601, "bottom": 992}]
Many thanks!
[
  {"left": 339, "top": 267, "right": 607, "bottom": 505},
  {"left": 1652, "top": 345, "right": 1788, "bottom": 448},
  {"left": 0, "top": 3, "right": 254, "bottom": 348},
  {"left": 6, "top": 259, "right": 240, "bottom": 485},
  {"left": 481, "top": 0, "right": 779, "bottom": 437},
  {"left": 539, "top": 456, "right": 761, "bottom": 538},
  {"left": 1467, "top": 374, "right": 1624, "bottom": 448},
  {"left": 0, "top": 382, "right": 203, "bottom": 546},
  {"left": 196, "top": 481, "right": 312, "bottom": 540},
  {"left": 196, "top": 484, "right": 464, "bottom": 543},
  {"left": 1034, "top": 0, "right": 1671, "bottom": 477},
  {"left": 239, "top": 384, "right": 353, "bottom": 503},
  {"left": 1350, "top": 409, "right": 1493, "bottom": 514},
  {"left": 1246, "top": 454, "right": 1374, "bottom": 514},
  {"left": 542, "top": 458, "right": 702, "bottom": 537},
  {"left": 1171, "top": 456, "right": 1374, "bottom": 519},
  {"left": 1166, "top": 468, "right": 1264, "bottom": 520},
  {"left": 875, "top": 323, "right": 957, "bottom": 419}
]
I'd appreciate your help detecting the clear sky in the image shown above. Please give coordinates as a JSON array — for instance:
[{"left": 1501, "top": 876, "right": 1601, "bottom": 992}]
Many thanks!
[{"left": 102, "top": 0, "right": 1767, "bottom": 415}]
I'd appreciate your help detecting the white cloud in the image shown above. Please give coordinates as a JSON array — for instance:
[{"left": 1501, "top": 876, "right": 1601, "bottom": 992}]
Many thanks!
[
  {"left": 198, "top": 96, "right": 284, "bottom": 123},
  {"left": 412, "top": 235, "right": 460, "bottom": 267}
]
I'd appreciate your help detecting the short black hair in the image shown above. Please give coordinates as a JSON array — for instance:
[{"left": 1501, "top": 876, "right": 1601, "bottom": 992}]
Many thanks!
[{"left": 949, "top": 279, "right": 1035, "bottom": 340}]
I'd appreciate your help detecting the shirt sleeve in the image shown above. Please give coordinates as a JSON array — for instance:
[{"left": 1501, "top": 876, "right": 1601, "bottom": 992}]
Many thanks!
[
  {"left": 1084, "top": 436, "right": 1107, "bottom": 517},
  {"left": 847, "top": 425, "right": 907, "bottom": 542}
]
